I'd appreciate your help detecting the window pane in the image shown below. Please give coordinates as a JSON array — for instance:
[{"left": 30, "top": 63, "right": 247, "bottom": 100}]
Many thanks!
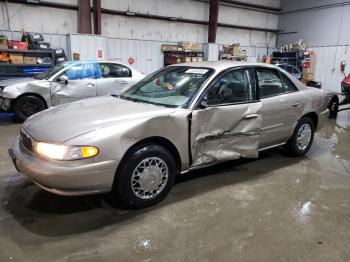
[
  {"left": 285, "top": 65, "right": 293, "bottom": 74},
  {"left": 280, "top": 72, "right": 298, "bottom": 92},
  {"left": 100, "top": 63, "right": 131, "bottom": 78},
  {"left": 120, "top": 67, "right": 213, "bottom": 107},
  {"left": 206, "top": 69, "right": 253, "bottom": 105},
  {"left": 257, "top": 70, "right": 284, "bottom": 98},
  {"left": 65, "top": 63, "right": 100, "bottom": 80}
]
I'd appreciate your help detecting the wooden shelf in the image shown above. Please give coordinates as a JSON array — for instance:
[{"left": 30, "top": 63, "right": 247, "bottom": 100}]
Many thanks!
[
  {"left": 0, "top": 48, "right": 53, "bottom": 54},
  {"left": 0, "top": 63, "right": 52, "bottom": 67}
]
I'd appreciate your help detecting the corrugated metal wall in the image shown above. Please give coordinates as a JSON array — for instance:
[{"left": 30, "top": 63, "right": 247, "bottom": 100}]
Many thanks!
[
  {"left": 310, "top": 46, "right": 350, "bottom": 93},
  {"left": 1, "top": 30, "right": 276, "bottom": 76},
  {"left": 68, "top": 34, "right": 274, "bottom": 75}
]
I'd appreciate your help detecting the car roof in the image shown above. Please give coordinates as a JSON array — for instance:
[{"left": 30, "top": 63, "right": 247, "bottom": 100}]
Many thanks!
[
  {"left": 170, "top": 61, "right": 280, "bottom": 71},
  {"left": 62, "top": 60, "right": 133, "bottom": 69}
]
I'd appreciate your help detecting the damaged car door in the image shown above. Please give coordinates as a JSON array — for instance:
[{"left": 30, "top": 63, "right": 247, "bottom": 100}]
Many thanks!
[
  {"left": 50, "top": 62, "right": 97, "bottom": 105},
  {"left": 191, "top": 68, "right": 262, "bottom": 167}
]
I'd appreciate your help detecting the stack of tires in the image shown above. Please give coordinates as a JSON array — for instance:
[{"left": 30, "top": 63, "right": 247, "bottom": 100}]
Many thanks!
[
  {"left": 23, "top": 33, "right": 51, "bottom": 51},
  {"left": 53, "top": 48, "right": 67, "bottom": 64}
]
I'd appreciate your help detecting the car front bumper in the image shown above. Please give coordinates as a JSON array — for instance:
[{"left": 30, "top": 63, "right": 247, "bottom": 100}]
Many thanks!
[{"left": 9, "top": 136, "right": 119, "bottom": 196}]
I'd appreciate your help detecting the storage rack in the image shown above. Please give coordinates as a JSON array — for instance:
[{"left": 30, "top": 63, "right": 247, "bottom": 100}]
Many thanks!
[
  {"left": 271, "top": 51, "right": 303, "bottom": 68},
  {"left": 163, "top": 50, "right": 204, "bottom": 66},
  {"left": 0, "top": 49, "right": 54, "bottom": 79}
]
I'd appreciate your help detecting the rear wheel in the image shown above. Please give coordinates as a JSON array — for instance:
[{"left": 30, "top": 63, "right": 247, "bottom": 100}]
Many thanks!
[
  {"left": 329, "top": 95, "right": 339, "bottom": 119},
  {"left": 284, "top": 117, "right": 315, "bottom": 156},
  {"left": 14, "top": 95, "right": 46, "bottom": 122},
  {"left": 113, "top": 144, "right": 177, "bottom": 209}
]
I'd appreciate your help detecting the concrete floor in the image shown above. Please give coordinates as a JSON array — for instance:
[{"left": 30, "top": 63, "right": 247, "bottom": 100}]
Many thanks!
[{"left": 0, "top": 111, "right": 350, "bottom": 262}]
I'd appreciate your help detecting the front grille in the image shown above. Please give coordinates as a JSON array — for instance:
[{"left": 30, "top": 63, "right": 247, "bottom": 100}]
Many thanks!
[{"left": 20, "top": 130, "right": 33, "bottom": 152}]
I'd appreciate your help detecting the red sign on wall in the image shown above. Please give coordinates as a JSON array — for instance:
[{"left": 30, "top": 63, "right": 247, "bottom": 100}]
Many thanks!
[
  {"left": 97, "top": 49, "right": 103, "bottom": 58},
  {"left": 128, "top": 57, "right": 135, "bottom": 65}
]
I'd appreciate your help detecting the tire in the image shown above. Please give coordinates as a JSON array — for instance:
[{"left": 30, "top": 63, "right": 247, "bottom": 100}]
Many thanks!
[
  {"left": 14, "top": 95, "right": 46, "bottom": 122},
  {"left": 328, "top": 96, "right": 339, "bottom": 119},
  {"left": 283, "top": 117, "right": 315, "bottom": 157},
  {"left": 113, "top": 144, "right": 177, "bottom": 209}
]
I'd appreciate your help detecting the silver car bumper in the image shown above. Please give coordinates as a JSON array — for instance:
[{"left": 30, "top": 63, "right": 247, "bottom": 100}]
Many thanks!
[{"left": 10, "top": 136, "right": 119, "bottom": 196}]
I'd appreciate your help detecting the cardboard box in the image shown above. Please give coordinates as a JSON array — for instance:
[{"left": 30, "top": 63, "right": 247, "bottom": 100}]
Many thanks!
[
  {"left": 0, "top": 35, "right": 8, "bottom": 49},
  {"left": 9, "top": 53, "right": 24, "bottom": 64},
  {"left": 302, "top": 73, "right": 314, "bottom": 81},
  {"left": 223, "top": 44, "right": 241, "bottom": 56},
  {"left": 232, "top": 43, "right": 241, "bottom": 56},
  {"left": 189, "top": 43, "right": 202, "bottom": 51},
  {"left": 179, "top": 41, "right": 190, "bottom": 49},
  {"left": 179, "top": 41, "right": 202, "bottom": 51},
  {"left": 191, "top": 57, "right": 198, "bottom": 62},
  {"left": 180, "top": 56, "right": 191, "bottom": 63},
  {"left": 161, "top": 45, "right": 182, "bottom": 52},
  {"left": 24, "top": 56, "right": 37, "bottom": 64},
  {"left": 197, "top": 57, "right": 203, "bottom": 62}
]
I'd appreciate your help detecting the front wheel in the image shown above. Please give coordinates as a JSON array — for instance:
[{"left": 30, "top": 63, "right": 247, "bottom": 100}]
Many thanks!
[
  {"left": 113, "top": 144, "right": 177, "bottom": 209},
  {"left": 14, "top": 95, "right": 46, "bottom": 122},
  {"left": 284, "top": 117, "right": 315, "bottom": 157}
]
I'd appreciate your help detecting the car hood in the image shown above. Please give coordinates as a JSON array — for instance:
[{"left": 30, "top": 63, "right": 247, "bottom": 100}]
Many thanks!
[
  {"left": 23, "top": 96, "right": 175, "bottom": 143},
  {"left": 0, "top": 77, "right": 35, "bottom": 87}
]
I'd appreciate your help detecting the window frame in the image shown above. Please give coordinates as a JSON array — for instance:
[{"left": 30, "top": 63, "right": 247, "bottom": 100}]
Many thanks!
[
  {"left": 99, "top": 62, "right": 132, "bottom": 78},
  {"left": 194, "top": 66, "right": 259, "bottom": 109},
  {"left": 254, "top": 67, "right": 299, "bottom": 100}
]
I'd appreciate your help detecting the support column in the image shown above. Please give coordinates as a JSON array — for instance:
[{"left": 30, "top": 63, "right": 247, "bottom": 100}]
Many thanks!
[
  {"left": 93, "top": 0, "right": 101, "bottom": 35},
  {"left": 208, "top": 0, "right": 219, "bottom": 43},
  {"left": 78, "top": 0, "right": 92, "bottom": 34}
]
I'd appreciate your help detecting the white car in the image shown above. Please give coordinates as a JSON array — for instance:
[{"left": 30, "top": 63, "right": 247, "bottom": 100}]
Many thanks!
[{"left": 0, "top": 61, "right": 145, "bottom": 121}]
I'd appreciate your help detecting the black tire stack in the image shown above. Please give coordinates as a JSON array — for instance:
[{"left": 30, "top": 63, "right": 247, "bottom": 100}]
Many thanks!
[
  {"left": 53, "top": 48, "right": 67, "bottom": 64},
  {"left": 23, "top": 33, "right": 51, "bottom": 51}
]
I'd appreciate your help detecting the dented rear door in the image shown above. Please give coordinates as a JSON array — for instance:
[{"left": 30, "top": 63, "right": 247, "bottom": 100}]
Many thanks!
[{"left": 190, "top": 68, "right": 262, "bottom": 167}]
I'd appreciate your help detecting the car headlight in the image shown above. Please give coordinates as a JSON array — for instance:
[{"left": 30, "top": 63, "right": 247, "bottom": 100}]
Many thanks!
[{"left": 34, "top": 142, "right": 99, "bottom": 160}]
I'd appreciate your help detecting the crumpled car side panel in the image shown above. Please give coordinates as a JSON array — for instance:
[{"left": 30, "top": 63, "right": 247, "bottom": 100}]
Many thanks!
[{"left": 190, "top": 102, "right": 262, "bottom": 167}]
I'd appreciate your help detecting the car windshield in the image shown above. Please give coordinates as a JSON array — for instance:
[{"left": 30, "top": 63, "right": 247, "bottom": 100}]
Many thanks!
[
  {"left": 33, "top": 64, "right": 66, "bottom": 80},
  {"left": 119, "top": 66, "right": 213, "bottom": 108}
]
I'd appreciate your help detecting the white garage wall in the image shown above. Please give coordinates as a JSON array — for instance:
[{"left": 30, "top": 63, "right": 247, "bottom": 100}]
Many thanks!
[
  {"left": 310, "top": 45, "right": 350, "bottom": 93},
  {"left": 0, "top": 0, "right": 279, "bottom": 74},
  {"left": 0, "top": 2, "right": 78, "bottom": 34},
  {"left": 278, "top": 0, "right": 350, "bottom": 93},
  {"left": 68, "top": 34, "right": 275, "bottom": 75},
  {"left": 102, "top": 0, "right": 279, "bottom": 46},
  {"left": 1, "top": 0, "right": 279, "bottom": 47}
]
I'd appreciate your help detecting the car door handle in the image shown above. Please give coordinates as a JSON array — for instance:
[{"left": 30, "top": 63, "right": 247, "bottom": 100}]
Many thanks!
[
  {"left": 243, "top": 114, "right": 259, "bottom": 120},
  {"left": 119, "top": 80, "right": 128, "bottom": 84},
  {"left": 86, "top": 83, "right": 95, "bottom": 87},
  {"left": 292, "top": 103, "right": 301, "bottom": 108}
]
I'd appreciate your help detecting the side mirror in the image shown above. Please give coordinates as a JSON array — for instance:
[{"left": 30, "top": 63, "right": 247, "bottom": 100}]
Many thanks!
[
  {"left": 198, "top": 98, "right": 209, "bottom": 109},
  {"left": 56, "top": 75, "right": 68, "bottom": 85}
]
